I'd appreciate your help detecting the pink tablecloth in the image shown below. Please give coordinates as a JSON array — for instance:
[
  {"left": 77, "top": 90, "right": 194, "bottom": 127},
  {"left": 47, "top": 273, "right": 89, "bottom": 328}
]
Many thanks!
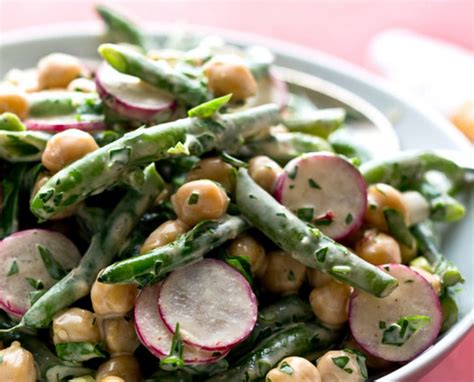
[{"left": 1, "top": 0, "right": 473, "bottom": 380}]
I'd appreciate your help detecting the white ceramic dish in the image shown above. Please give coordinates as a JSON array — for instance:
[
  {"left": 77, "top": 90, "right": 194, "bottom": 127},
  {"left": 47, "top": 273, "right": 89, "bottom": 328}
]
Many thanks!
[{"left": 1, "top": 23, "right": 472, "bottom": 381}]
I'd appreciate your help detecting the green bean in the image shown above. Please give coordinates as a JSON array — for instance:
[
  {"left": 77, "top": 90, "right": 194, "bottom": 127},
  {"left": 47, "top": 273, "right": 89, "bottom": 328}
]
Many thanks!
[
  {"left": 28, "top": 92, "right": 101, "bottom": 118},
  {"left": 30, "top": 104, "right": 280, "bottom": 220},
  {"left": 96, "top": 5, "right": 151, "bottom": 50},
  {"left": 99, "top": 43, "right": 210, "bottom": 107},
  {"left": 284, "top": 108, "right": 345, "bottom": 138},
  {"left": 241, "top": 131, "right": 332, "bottom": 164},
  {"left": 235, "top": 168, "right": 398, "bottom": 297},
  {"left": 360, "top": 151, "right": 465, "bottom": 191},
  {"left": 0, "top": 130, "right": 50, "bottom": 162},
  {"left": 98, "top": 214, "right": 249, "bottom": 286},
  {"left": 411, "top": 221, "right": 463, "bottom": 286},
  {"left": 0, "top": 112, "right": 26, "bottom": 131},
  {"left": 206, "top": 323, "right": 341, "bottom": 382}
]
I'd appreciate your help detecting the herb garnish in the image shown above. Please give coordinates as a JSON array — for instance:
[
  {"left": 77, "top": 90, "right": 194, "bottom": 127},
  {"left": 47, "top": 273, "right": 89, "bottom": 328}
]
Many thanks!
[
  {"left": 381, "top": 315, "right": 431, "bottom": 346},
  {"left": 188, "top": 192, "right": 199, "bottom": 205},
  {"left": 7, "top": 260, "right": 18, "bottom": 276}
]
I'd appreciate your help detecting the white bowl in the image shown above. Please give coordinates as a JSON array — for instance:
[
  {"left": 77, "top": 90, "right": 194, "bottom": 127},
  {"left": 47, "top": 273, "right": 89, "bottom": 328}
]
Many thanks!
[{"left": 1, "top": 23, "right": 472, "bottom": 381}]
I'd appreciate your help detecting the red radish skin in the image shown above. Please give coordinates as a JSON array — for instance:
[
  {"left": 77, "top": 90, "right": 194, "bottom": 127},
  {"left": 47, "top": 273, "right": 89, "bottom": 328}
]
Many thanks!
[
  {"left": 96, "top": 64, "right": 176, "bottom": 122},
  {"left": 158, "top": 259, "right": 258, "bottom": 351},
  {"left": 0, "top": 229, "right": 81, "bottom": 317},
  {"left": 134, "top": 283, "right": 227, "bottom": 364},
  {"left": 275, "top": 152, "right": 367, "bottom": 240},
  {"left": 349, "top": 264, "right": 442, "bottom": 362},
  {"left": 26, "top": 118, "right": 105, "bottom": 132}
]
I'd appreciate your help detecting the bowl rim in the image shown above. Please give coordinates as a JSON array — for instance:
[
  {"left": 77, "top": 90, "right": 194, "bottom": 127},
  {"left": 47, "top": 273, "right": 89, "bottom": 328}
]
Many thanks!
[{"left": 2, "top": 22, "right": 473, "bottom": 381}]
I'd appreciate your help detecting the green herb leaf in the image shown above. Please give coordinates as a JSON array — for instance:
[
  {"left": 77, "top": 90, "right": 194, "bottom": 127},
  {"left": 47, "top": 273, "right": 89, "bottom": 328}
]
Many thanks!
[
  {"left": 37, "top": 244, "right": 67, "bottom": 281},
  {"left": 225, "top": 255, "right": 253, "bottom": 284},
  {"left": 332, "top": 355, "right": 350, "bottom": 370},
  {"left": 287, "top": 166, "right": 298, "bottom": 180},
  {"left": 287, "top": 270, "right": 296, "bottom": 281},
  {"left": 308, "top": 178, "right": 321, "bottom": 189},
  {"left": 26, "top": 277, "right": 44, "bottom": 290},
  {"left": 160, "top": 323, "right": 185, "bottom": 371},
  {"left": 7, "top": 260, "right": 19, "bottom": 276},
  {"left": 279, "top": 361, "right": 294, "bottom": 375},
  {"left": 343, "top": 348, "right": 368, "bottom": 380},
  {"left": 167, "top": 142, "right": 190, "bottom": 155},
  {"left": 55, "top": 342, "right": 106, "bottom": 362},
  {"left": 297, "top": 207, "right": 314, "bottom": 222},
  {"left": 379, "top": 321, "right": 386, "bottom": 329},
  {"left": 316, "top": 247, "right": 328, "bottom": 262},
  {"left": 381, "top": 315, "right": 431, "bottom": 346},
  {"left": 187, "top": 192, "right": 200, "bottom": 205},
  {"left": 220, "top": 151, "right": 248, "bottom": 168},
  {"left": 188, "top": 94, "right": 232, "bottom": 118},
  {"left": 345, "top": 213, "right": 353, "bottom": 225}
]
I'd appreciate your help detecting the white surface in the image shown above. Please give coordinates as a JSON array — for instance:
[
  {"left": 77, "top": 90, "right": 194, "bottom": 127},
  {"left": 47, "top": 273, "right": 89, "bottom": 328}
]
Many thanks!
[{"left": 1, "top": 24, "right": 472, "bottom": 381}]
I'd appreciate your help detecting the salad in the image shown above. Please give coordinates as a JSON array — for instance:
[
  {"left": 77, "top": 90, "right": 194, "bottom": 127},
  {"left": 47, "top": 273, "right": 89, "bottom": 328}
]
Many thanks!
[{"left": 0, "top": 5, "right": 468, "bottom": 382}]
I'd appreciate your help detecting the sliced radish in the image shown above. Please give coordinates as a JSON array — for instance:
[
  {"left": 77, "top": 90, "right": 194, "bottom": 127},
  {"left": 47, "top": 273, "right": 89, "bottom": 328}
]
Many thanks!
[
  {"left": 244, "top": 72, "right": 288, "bottom": 111},
  {"left": 274, "top": 152, "right": 367, "bottom": 240},
  {"left": 158, "top": 259, "right": 257, "bottom": 351},
  {"left": 25, "top": 115, "right": 105, "bottom": 132},
  {"left": 134, "top": 283, "right": 227, "bottom": 364},
  {"left": 96, "top": 63, "right": 176, "bottom": 122},
  {"left": 0, "top": 229, "right": 81, "bottom": 317},
  {"left": 349, "top": 264, "right": 442, "bottom": 362}
]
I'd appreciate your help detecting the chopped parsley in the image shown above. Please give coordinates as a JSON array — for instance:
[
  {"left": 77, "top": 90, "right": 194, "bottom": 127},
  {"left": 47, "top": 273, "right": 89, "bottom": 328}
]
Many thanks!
[
  {"left": 345, "top": 213, "right": 353, "bottom": 225},
  {"left": 279, "top": 361, "right": 294, "bottom": 375},
  {"left": 37, "top": 244, "right": 66, "bottom": 281},
  {"left": 379, "top": 321, "right": 386, "bottom": 329},
  {"left": 287, "top": 270, "right": 296, "bottom": 281},
  {"left": 7, "top": 260, "right": 18, "bottom": 276},
  {"left": 297, "top": 207, "right": 314, "bottom": 222},
  {"left": 308, "top": 178, "right": 321, "bottom": 189},
  {"left": 331, "top": 356, "right": 353, "bottom": 374},
  {"left": 287, "top": 166, "right": 298, "bottom": 180},
  {"left": 187, "top": 192, "right": 199, "bottom": 205},
  {"left": 381, "top": 315, "right": 431, "bottom": 346},
  {"left": 316, "top": 247, "right": 328, "bottom": 262},
  {"left": 26, "top": 277, "right": 44, "bottom": 290}
]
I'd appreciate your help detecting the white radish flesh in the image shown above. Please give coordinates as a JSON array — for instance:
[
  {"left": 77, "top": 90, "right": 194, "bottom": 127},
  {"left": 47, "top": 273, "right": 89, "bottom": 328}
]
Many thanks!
[
  {"left": 95, "top": 64, "right": 175, "bottom": 122},
  {"left": 247, "top": 73, "right": 288, "bottom": 111},
  {"left": 274, "top": 152, "right": 367, "bottom": 240},
  {"left": 134, "top": 283, "right": 226, "bottom": 364},
  {"left": 349, "top": 264, "right": 442, "bottom": 362},
  {"left": 402, "top": 191, "right": 430, "bottom": 225},
  {"left": 0, "top": 229, "right": 81, "bottom": 317},
  {"left": 158, "top": 259, "right": 257, "bottom": 351}
]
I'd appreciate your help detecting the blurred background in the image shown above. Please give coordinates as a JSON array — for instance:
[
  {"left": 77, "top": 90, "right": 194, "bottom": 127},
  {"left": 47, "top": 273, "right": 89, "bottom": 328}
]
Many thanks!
[{"left": 1, "top": 0, "right": 473, "bottom": 380}]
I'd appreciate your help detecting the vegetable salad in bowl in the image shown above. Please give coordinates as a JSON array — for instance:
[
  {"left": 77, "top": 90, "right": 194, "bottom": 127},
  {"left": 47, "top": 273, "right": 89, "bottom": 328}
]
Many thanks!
[{"left": 0, "top": 5, "right": 469, "bottom": 382}]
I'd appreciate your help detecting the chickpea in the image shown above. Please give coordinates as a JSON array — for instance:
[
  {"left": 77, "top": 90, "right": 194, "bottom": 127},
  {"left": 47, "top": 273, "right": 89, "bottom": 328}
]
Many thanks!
[
  {"left": 261, "top": 251, "right": 306, "bottom": 294},
  {"left": 41, "top": 129, "right": 99, "bottom": 173},
  {"left": 451, "top": 100, "right": 474, "bottom": 142},
  {"left": 309, "top": 280, "right": 351, "bottom": 327},
  {"left": 67, "top": 77, "right": 96, "bottom": 93},
  {"left": 0, "top": 341, "right": 37, "bottom": 382},
  {"left": 140, "top": 220, "right": 189, "bottom": 254},
  {"left": 317, "top": 350, "right": 365, "bottom": 382},
  {"left": 0, "top": 86, "right": 29, "bottom": 119},
  {"left": 266, "top": 356, "right": 321, "bottom": 382},
  {"left": 187, "top": 157, "right": 235, "bottom": 192},
  {"left": 37, "top": 53, "right": 84, "bottom": 89},
  {"left": 171, "top": 180, "right": 229, "bottom": 226},
  {"left": 96, "top": 355, "right": 141, "bottom": 382},
  {"left": 411, "top": 267, "right": 441, "bottom": 295},
  {"left": 32, "top": 172, "right": 78, "bottom": 220},
  {"left": 91, "top": 279, "right": 138, "bottom": 316},
  {"left": 103, "top": 317, "right": 140, "bottom": 355},
  {"left": 52, "top": 308, "right": 100, "bottom": 345},
  {"left": 101, "top": 377, "right": 125, "bottom": 382},
  {"left": 364, "top": 183, "right": 408, "bottom": 231},
  {"left": 228, "top": 234, "right": 267, "bottom": 278},
  {"left": 399, "top": 240, "right": 418, "bottom": 264},
  {"left": 355, "top": 229, "right": 401, "bottom": 265},
  {"left": 203, "top": 54, "right": 257, "bottom": 101},
  {"left": 307, "top": 268, "right": 333, "bottom": 288},
  {"left": 248, "top": 156, "right": 283, "bottom": 193}
]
